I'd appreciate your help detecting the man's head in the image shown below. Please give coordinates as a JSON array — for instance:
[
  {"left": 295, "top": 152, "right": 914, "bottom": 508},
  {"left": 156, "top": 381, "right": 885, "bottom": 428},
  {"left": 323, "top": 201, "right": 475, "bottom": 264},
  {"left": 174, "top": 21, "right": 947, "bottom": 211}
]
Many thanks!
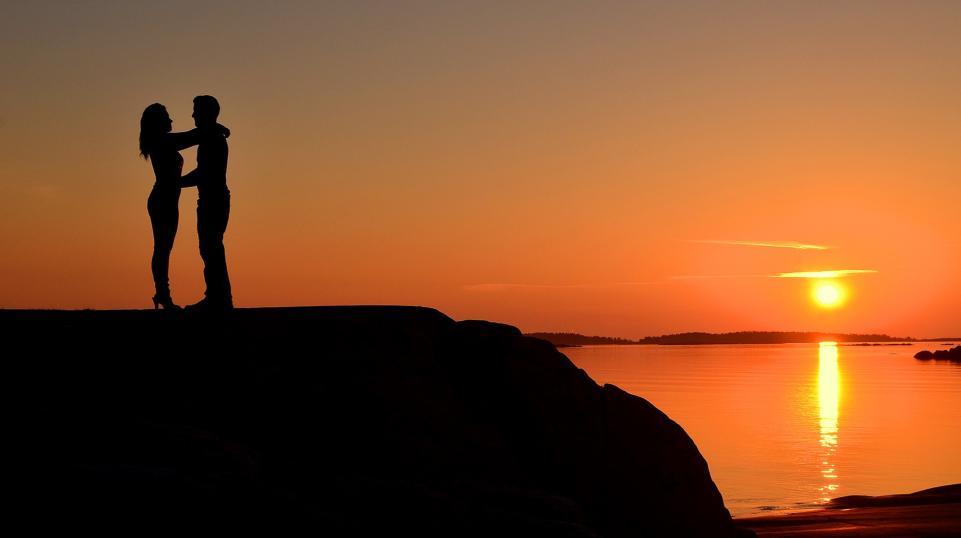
[{"left": 192, "top": 95, "right": 220, "bottom": 127}]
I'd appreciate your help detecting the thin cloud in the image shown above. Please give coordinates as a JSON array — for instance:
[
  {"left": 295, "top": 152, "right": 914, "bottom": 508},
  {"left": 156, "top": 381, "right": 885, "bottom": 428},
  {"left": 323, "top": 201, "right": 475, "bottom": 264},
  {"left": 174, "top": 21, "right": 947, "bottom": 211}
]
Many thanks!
[
  {"left": 464, "top": 281, "right": 659, "bottom": 292},
  {"left": 468, "top": 269, "right": 879, "bottom": 291},
  {"left": 774, "top": 270, "right": 878, "bottom": 279},
  {"left": 671, "top": 274, "right": 767, "bottom": 280},
  {"left": 690, "top": 240, "right": 830, "bottom": 250},
  {"left": 673, "top": 269, "right": 878, "bottom": 280}
]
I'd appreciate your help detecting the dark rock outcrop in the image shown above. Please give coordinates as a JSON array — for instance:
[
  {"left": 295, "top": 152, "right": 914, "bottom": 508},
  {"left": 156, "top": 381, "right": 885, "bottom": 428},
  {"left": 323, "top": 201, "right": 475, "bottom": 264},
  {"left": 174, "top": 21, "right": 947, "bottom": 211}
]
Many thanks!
[
  {"left": 830, "top": 484, "right": 961, "bottom": 509},
  {"left": 8, "top": 306, "right": 740, "bottom": 536},
  {"left": 915, "top": 345, "right": 961, "bottom": 362},
  {"left": 737, "top": 484, "right": 961, "bottom": 537}
]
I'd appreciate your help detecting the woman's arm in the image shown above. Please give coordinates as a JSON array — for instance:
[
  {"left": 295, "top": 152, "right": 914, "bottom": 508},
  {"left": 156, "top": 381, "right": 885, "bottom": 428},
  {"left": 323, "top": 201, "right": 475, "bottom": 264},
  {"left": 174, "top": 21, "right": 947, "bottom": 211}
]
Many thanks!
[
  {"left": 166, "top": 129, "right": 202, "bottom": 152},
  {"left": 166, "top": 123, "right": 230, "bottom": 151}
]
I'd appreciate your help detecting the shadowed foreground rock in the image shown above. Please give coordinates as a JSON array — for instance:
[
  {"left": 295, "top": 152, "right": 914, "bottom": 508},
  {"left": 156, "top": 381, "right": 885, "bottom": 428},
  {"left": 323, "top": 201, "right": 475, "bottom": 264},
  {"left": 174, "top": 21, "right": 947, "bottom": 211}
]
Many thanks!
[
  {"left": 9, "top": 306, "right": 742, "bottom": 536},
  {"left": 738, "top": 484, "right": 961, "bottom": 537}
]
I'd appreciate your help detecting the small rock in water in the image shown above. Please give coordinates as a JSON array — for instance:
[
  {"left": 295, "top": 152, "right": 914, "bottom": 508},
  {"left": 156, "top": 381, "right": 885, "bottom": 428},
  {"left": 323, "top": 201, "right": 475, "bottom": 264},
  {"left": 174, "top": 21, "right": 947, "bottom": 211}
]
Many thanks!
[{"left": 914, "top": 346, "right": 961, "bottom": 362}]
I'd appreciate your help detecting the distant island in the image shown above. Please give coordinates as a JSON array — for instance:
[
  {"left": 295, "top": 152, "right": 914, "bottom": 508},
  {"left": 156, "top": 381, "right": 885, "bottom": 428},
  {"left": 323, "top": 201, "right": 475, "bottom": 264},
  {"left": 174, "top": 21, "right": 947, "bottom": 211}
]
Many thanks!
[
  {"left": 527, "top": 331, "right": 960, "bottom": 346},
  {"left": 525, "top": 332, "right": 638, "bottom": 346}
]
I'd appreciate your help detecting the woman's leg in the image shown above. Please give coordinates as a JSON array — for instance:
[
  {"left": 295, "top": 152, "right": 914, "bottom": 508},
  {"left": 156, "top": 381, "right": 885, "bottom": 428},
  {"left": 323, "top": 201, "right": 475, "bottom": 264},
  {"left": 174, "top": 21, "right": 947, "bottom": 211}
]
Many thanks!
[{"left": 148, "top": 190, "right": 180, "bottom": 299}]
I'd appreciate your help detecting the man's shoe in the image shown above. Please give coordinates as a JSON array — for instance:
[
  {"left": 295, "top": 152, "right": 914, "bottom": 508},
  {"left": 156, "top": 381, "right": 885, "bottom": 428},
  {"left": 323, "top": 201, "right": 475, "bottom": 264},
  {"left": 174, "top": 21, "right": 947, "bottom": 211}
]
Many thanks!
[{"left": 184, "top": 297, "right": 234, "bottom": 313}]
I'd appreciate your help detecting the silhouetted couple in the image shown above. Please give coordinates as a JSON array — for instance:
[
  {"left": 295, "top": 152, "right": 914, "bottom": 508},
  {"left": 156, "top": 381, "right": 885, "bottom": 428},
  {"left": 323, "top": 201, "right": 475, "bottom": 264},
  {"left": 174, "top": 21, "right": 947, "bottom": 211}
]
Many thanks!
[{"left": 139, "top": 96, "right": 232, "bottom": 312}]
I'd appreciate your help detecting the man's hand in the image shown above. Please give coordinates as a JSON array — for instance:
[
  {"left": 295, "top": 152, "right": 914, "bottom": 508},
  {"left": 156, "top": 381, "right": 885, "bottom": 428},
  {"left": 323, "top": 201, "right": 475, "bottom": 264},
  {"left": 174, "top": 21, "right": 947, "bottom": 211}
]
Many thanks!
[{"left": 180, "top": 169, "right": 200, "bottom": 188}]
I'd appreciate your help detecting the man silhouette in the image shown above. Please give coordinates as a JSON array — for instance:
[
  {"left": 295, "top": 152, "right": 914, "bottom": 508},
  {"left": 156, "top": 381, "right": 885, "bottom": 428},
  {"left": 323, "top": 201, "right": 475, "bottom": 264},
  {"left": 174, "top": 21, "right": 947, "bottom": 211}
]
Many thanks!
[{"left": 181, "top": 95, "right": 233, "bottom": 311}]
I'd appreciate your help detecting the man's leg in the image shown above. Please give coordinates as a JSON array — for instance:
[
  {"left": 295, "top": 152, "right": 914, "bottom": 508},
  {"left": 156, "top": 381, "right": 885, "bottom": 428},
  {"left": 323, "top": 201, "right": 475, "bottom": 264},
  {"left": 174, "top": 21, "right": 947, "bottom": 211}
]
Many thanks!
[{"left": 197, "top": 192, "right": 232, "bottom": 307}]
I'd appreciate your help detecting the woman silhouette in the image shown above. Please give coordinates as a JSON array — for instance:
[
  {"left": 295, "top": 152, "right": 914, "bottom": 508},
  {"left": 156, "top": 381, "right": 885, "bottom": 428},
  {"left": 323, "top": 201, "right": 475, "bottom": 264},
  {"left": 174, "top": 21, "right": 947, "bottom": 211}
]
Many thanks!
[{"left": 139, "top": 103, "right": 227, "bottom": 309}]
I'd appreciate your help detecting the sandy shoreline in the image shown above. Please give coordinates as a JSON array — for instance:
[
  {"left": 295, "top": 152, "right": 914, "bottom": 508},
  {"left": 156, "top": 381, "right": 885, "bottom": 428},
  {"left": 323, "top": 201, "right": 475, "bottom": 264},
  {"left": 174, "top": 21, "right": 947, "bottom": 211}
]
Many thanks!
[{"left": 736, "top": 485, "right": 961, "bottom": 537}]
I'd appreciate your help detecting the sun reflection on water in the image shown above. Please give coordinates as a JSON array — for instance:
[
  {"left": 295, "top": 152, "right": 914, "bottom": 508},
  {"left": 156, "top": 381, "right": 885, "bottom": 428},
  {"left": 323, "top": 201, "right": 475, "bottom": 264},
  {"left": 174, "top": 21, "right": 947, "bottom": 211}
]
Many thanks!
[{"left": 818, "top": 341, "right": 841, "bottom": 502}]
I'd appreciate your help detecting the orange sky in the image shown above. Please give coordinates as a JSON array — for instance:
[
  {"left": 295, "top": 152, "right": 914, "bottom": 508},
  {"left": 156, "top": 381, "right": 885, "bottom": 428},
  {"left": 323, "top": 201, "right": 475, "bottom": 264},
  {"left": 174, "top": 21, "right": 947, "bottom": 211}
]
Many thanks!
[{"left": 1, "top": 2, "right": 959, "bottom": 337}]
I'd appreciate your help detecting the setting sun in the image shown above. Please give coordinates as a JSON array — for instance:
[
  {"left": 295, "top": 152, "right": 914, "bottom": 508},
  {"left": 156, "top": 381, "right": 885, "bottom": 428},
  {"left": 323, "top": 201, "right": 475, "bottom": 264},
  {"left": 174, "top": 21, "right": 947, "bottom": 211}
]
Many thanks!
[{"left": 813, "top": 281, "right": 846, "bottom": 309}]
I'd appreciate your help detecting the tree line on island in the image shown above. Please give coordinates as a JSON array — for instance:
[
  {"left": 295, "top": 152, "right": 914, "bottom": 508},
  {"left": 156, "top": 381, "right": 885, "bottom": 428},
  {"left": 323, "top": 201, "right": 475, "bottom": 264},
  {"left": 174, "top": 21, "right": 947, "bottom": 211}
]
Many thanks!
[{"left": 527, "top": 331, "right": 960, "bottom": 347}]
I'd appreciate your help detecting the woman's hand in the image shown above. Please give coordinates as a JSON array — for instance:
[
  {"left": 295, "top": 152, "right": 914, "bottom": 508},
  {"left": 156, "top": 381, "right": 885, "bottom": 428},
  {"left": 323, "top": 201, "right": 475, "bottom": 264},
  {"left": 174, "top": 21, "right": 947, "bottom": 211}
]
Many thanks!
[{"left": 216, "top": 123, "right": 231, "bottom": 138}]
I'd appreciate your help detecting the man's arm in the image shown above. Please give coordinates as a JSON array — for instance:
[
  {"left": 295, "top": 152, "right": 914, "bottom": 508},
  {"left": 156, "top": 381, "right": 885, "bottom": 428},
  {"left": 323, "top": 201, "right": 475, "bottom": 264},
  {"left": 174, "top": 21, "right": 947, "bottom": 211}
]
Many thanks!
[{"left": 180, "top": 168, "right": 202, "bottom": 188}]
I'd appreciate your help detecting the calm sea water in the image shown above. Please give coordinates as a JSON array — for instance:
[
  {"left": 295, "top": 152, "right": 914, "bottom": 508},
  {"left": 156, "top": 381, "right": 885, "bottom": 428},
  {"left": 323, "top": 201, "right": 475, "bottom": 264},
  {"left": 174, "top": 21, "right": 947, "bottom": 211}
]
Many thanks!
[{"left": 562, "top": 343, "right": 961, "bottom": 517}]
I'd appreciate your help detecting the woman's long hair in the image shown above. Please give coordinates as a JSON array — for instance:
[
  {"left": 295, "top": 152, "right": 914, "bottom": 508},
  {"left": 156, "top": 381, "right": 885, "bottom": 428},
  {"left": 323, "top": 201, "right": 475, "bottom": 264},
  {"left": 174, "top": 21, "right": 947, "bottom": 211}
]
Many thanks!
[{"left": 139, "top": 103, "right": 168, "bottom": 160}]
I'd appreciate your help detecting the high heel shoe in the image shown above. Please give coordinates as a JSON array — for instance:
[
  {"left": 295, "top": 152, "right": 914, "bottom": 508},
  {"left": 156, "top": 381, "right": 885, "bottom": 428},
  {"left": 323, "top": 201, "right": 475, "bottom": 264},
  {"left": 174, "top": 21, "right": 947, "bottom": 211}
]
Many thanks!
[{"left": 152, "top": 294, "right": 182, "bottom": 311}]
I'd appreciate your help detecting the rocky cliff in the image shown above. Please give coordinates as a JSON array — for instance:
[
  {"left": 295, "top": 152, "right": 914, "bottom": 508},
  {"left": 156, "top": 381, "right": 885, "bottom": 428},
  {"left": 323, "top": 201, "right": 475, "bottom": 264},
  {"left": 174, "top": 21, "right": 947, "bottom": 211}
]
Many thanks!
[{"left": 9, "top": 306, "right": 742, "bottom": 536}]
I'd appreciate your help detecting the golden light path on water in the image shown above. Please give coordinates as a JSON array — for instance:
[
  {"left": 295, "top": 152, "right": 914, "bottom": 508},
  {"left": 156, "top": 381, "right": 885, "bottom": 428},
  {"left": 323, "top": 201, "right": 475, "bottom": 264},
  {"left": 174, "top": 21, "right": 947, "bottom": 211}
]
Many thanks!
[{"left": 818, "top": 342, "right": 841, "bottom": 502}]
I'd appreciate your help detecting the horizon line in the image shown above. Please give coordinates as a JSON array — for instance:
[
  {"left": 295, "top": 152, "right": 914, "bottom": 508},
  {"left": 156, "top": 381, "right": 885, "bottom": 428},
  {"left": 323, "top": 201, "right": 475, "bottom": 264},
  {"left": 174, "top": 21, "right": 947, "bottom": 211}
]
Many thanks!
[{"left": 524, "top": 329, "right": 960, "bottom": 342}]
